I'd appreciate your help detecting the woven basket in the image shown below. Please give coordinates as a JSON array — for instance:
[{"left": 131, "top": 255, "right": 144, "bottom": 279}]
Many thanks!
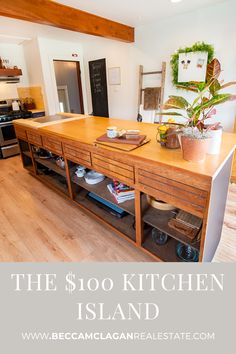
[{"left": 147, "top": 195, "right": 176, "bottom": 211}]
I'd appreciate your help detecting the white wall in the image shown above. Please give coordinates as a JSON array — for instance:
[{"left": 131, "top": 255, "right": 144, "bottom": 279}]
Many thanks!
[
  {"left": 22, "top": 38, "right": 47, "bottom": 110},
  {"left": 23, "top": 38, "right": 44, "bottom": 87},
  {"left": 0, "top": 42, "right": 29, "bottom": 99},
  {"left": 33, "top": 36, "right": 135, "bottom": 118},
  {"left": 36, "top": 37, "right": 88, "bottom": 115},
  {"left": 0, "top": 16, "right": 137, "bottom": 119},
  {"left": 0, "top": 1, "right": 235, "bottom": 131},
  {"left": 80, "top": 35, "right": 136, "bottom": 120},
  {"left": 133, "top": 0, "right": 236, "bottom": 131}
]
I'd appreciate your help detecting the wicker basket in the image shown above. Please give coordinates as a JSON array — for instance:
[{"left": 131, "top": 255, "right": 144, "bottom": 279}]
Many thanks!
[{"left": 147, "top": 195, "right": 176, "bottom": 211}]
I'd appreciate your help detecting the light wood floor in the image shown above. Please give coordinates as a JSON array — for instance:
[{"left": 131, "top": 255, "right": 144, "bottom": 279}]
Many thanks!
[{"left": 0, "top": 156, "right": 235, "bottom": 262}]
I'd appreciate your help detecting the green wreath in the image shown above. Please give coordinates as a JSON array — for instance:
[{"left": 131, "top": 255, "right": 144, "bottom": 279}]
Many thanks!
[{"left": 170, "top": 42, "right": 214, "bottom": 87}]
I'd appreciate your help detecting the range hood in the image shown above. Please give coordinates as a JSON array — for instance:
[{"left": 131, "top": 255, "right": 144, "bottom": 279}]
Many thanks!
[{"left": 0, "top": 68, "right": 22, "bottom": 84}]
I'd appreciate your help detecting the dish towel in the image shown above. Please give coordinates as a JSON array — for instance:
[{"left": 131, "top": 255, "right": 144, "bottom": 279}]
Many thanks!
[{"left": 143, "top": 87, "right": 161, "bottom": 110}]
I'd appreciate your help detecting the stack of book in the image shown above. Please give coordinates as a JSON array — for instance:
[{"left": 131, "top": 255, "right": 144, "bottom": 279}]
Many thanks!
[
  {"left": 125, "top": 129, "right": 140, "bottom": 140},
  {"left": 107, "top": 181, "right": 135, "bottom": 204}
]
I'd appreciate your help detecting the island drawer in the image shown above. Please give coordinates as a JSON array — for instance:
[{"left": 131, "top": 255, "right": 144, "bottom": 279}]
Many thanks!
[
  {"left": 92, "top": 153, "right": 134, "bottom": 185},
  {"left": 26, "top": 131, "right": 42, "bottom": 146},
  {"left": 15, "top": 127, "right": 27, "bottom": 140},
  {"left": 137, "top": 169, "right": 208, "bottom": 217},
  {"left": 42, "top": 136, "right": 62, "bottom": 155},
  {"left": 64, "top": 143, "right": 92, "bottom": 167}
]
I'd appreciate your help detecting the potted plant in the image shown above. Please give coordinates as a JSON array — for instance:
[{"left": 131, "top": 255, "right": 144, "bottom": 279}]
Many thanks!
[{"left": 159, "top": 58, "right": 236, "bottom": 162}]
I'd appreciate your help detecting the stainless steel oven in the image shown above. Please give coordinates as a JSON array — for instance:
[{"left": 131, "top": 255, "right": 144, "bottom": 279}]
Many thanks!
[
  {"left": 0, "top": 121, "right": 17, "bottom": 145},
  {"left": 0, "top": 121, "right": 19, "bottom": 158},
  {"left": 0, "top": 99, "right": 32, "bottom": 158}
]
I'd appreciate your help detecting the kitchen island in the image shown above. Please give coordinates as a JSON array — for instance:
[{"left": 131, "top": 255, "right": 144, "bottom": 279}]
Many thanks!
[{"left": 14, "top": 115, "right": 236, "bottom": 262}]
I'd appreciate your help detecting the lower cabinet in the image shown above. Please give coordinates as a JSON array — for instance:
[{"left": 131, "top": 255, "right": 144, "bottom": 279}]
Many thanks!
[
  {"left": 232, "top": 153, "right": 236, "bottom": 183},
  {"left": 17, "top": 136, "right": 205, "bottom": 263}
]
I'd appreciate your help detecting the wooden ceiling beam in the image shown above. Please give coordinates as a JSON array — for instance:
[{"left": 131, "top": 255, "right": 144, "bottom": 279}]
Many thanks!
[{"left": 0, "top": 0, "right": 134, "bottom": 42}]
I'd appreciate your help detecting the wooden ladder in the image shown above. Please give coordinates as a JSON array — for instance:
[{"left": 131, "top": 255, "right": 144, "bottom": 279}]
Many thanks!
[{"left": 137, "top": 61, "right": 166, "bottom": 122}]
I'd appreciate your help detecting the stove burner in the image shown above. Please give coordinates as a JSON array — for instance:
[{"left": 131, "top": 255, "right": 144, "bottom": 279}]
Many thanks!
[{"left": 0, "top": 110, "right": 32, "bottom": 123}]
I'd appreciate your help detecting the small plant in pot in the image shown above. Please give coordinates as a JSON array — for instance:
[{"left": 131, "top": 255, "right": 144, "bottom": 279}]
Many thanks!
[{"left": 159, "top": 58, "right": 236, "bottom": 162}]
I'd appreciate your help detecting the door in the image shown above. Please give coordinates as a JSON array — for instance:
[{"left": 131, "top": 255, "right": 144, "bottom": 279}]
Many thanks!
[
  {"left": 53, "top": 60, "right": 84, "bottom": 114},
  {"left": 89, "top": 58, "right": 109, "bottom": 117}
]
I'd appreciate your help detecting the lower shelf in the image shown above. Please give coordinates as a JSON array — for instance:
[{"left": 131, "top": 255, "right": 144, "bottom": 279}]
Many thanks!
[
  {"left": 24, "top": 165, "right": 34, "bottom": 173},
  {"left": 142, "top": 231, "right": 181, "bottom": 262},
  {"left": 22, "top": 150, "right": 31, "bottom": 158},
  {"left": 142, "top": 229, "right": 200, "bottom": 262},
  {"left": 22, "top": 151, "right": 34, "bottom": 173},
  {"left": 71, "top": 173, "right": 136, "bottom": 216},
  {"left": 74, "top": 189, "right": 136, "bottom": 242},
  {"left": 37, "top": 172, "right": 69, "bottom": 196},
  {"left": 143, "top": 205, "right": 201, "bottom": 251},
  {"left": 34, "top": 157, "right": 66, "bottom": 177}
]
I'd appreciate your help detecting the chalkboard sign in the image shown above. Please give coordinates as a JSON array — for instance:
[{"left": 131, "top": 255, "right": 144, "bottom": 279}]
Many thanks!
[{"left": 89, "top": 58, "right": 109, "bottom": 117}]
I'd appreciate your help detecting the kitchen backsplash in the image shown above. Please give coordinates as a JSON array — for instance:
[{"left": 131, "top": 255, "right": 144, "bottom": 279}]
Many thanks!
[
  {"left": 0, "top": 83, "right": 19, "bottom": 100},
  {"left": 17, "top": 86, "right": 45, "bottom": 110}
]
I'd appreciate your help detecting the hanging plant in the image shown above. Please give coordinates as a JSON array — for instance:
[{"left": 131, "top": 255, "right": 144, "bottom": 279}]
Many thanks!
[{"left": 170, "top": 41, "right": 214, "bottom": 88}]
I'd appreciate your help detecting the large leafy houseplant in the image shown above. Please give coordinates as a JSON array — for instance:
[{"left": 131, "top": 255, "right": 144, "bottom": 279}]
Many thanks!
[
  {"left": 161, "top": 58, "right": 236, "bottom": 135},
  {"left": 159, "top": 58, "right": 236, "bottom": 161}
]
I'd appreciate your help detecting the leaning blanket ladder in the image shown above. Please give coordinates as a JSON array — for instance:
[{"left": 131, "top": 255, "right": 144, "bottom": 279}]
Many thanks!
[{"left": 137, "top": 62, "right": 166, "bottom": 122}]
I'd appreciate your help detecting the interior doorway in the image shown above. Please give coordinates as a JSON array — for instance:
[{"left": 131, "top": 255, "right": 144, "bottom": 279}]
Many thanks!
[{"left": 53, "top": 60, "right": 84, "bottom": 114}]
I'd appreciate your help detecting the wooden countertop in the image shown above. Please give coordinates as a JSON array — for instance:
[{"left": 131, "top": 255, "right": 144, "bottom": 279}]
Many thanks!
[
  {"left": 16, "top": 113, "right": 87, "bottom": 128},
  {"left": 14, "top": 115, "right": 236, "bottom": 179},
  {"left": 30, "top": 109, "right": 45, "bottom": 113}
]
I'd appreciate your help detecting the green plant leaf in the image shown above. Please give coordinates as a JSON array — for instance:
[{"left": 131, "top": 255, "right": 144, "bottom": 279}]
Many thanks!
[
  {"left": 155, "top": 112, "right": 184, "bottom": 117},
  {"left": 162, "top": 96, "right": 190, "bottom": 110},
  {"left": 209, "top": 79, "right": 221, "bottom": 95},
  {"left": 191, "top": 78, "right": 216, "bottom": 108},
  {"left": 205, "top": 94, "right": 233, "bottom": 107},
  {"left": 192, "top": 111, "right": 201, "bottom": 126},
  {"left": 169, "top": 96, "right": 190, "bottom": 108},
  {"left": 189, "top": 82, "right": 206, "bottom": 92},
  {"left": 176, "top": 84, "right": 198, "bottom": 92},
  {"left": 206, "top": 58, "right": 221, "bottom": 82},
  {"left": 202, "top": 97, "right": 209, "bottom": 103},
  {"left": 194, "top": 94, "right": 233, "bottom": 114},
  {"left": 219, "top": 81, "right": 236, "bottom": 90}
]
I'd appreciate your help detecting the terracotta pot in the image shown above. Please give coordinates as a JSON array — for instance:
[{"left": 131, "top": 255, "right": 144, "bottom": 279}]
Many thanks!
[
  {"left": 166, "top": 127, "right": 180, "bottom": 149},
  {"left": 181, "top": 135, "right": 210, "bottom": 162}
]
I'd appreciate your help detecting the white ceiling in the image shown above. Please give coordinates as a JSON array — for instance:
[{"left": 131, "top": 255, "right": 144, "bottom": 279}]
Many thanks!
[{"left": 55, "top": 0, "right": 227, "bottom": 26}]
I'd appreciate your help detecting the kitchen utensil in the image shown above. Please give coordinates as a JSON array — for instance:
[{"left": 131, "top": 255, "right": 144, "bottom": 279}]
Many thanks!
[
  {"left": 152, "top": 228, "right": 169, "bottom": 245},
  {"left": 84, "top": 170, "right": 105, "bottom": 185},
  {"left": 176, "top": 243, "right": 199, "bottom": 262},
  {"left": 75, "top": 165, "right": 86, "bottom": 177},
  {"left": 55, "top": 156, "right": 65, "bottom": 169}
]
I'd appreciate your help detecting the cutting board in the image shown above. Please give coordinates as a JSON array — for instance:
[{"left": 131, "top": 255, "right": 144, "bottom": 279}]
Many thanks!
[
  {"left": 96, "top": 133, "right": 147, "bottom": 145},
  {"left": 94, "top": 137, "right": 150, "bottom": 151}
]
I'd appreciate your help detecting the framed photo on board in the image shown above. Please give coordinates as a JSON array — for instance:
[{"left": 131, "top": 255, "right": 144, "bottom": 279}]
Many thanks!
[{"left": 178, "top": 51, "right": 208, "bottom": 83}]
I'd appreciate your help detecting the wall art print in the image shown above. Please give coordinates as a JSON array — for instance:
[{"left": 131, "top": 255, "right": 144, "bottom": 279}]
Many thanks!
[{"left": 178, "top": 51, "right": 208, "bottom": 83}]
